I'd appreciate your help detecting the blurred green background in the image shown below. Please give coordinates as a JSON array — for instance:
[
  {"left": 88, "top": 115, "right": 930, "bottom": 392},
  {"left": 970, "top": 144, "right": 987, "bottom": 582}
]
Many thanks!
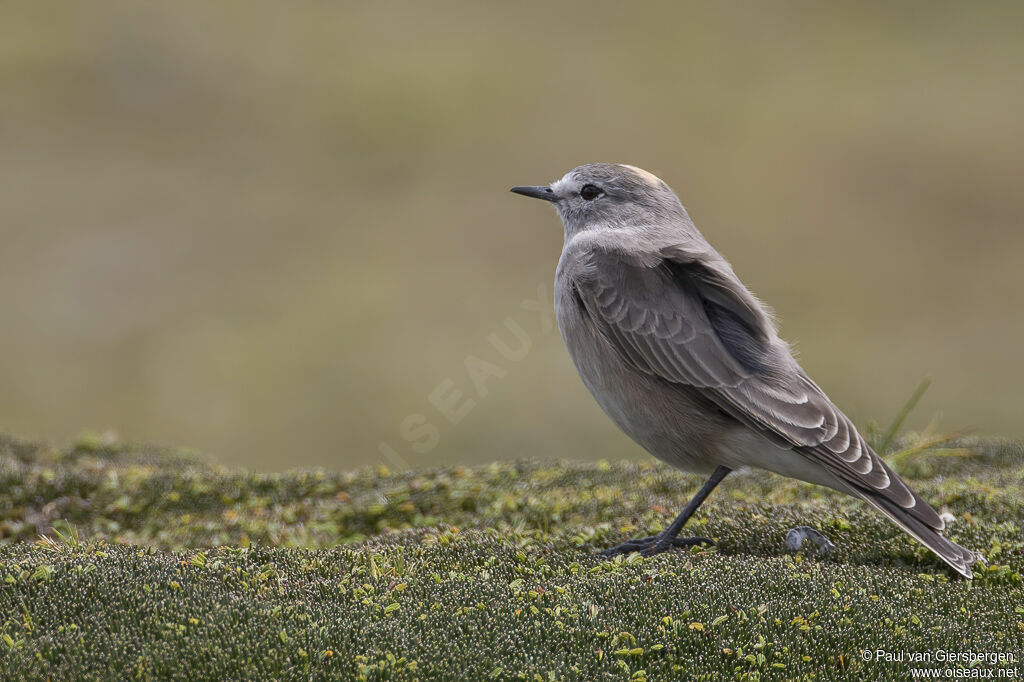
[{"left": 2, "top": 2, "right": 1022, "bottom": 471}]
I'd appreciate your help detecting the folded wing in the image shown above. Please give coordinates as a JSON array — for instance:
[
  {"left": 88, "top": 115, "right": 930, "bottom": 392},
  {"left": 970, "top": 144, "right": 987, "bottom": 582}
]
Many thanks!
[{"left": 571, "top": 245, "right": 974, "bottom": 577}]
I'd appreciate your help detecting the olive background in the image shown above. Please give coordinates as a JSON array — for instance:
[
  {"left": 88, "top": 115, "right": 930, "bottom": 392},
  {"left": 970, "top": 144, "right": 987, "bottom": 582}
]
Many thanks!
[{"left": 2, "top": 2, "right": 1022, "bottom": 470}]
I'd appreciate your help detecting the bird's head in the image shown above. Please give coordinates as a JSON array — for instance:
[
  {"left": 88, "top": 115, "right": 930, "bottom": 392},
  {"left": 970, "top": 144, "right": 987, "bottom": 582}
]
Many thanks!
[{"left": 511, "top": 163, "right": 688, "bottom": 238}]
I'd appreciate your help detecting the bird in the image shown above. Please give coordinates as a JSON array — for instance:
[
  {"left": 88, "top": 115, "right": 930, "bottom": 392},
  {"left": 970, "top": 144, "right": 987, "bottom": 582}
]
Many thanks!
[{"left": 511, "top": 163, "right": 976, "bottom": 578}]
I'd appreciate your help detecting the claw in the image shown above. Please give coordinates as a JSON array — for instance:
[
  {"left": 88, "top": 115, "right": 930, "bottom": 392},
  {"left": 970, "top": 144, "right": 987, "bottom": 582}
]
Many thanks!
[
  {"left": 785, "top": 526, "right": 835, "bottom": 554},
  {"left": 599, "top": 536, "right": 657, "bottom": 557},
  {"left": 643, "top": 536, "right": 714, "bottom": 556},
  {"left": 601, "top": 535, "right": 714, "bottom": 558}
]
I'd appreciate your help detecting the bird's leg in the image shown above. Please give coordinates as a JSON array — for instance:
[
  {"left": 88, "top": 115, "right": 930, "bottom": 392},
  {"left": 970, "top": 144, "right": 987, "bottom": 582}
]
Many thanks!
[{"left": 600, "top": 466, "right": 731, "bottom": 557}]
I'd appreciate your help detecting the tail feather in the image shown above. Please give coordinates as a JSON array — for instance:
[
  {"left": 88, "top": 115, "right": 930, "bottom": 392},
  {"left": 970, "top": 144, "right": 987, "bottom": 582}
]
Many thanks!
[{"left": 853, "top": 490, "right": 975, "bottom": 579}]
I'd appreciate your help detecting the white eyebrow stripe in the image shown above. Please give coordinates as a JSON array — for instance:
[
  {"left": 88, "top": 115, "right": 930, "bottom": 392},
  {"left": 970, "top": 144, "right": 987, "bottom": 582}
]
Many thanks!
[{"left": 550, "top": 174, "right": 573, "bottom": 193}]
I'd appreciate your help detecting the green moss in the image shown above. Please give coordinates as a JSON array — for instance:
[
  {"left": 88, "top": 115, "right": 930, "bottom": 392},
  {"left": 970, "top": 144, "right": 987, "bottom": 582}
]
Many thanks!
[{"left": 0, "top": 434, "right": 1021, "bottom": 680}]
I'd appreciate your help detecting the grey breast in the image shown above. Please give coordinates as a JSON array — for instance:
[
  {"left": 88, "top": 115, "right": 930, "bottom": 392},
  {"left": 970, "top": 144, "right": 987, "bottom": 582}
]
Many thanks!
[{"left": 554, "top": 245, "right": 731, "bottom": 474}]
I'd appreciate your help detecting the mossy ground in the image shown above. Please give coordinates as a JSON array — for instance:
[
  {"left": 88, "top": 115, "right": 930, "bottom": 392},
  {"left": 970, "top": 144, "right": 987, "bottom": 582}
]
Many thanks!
[{"left": 0, "top": 434, "right": 1021, "bottom": 680}]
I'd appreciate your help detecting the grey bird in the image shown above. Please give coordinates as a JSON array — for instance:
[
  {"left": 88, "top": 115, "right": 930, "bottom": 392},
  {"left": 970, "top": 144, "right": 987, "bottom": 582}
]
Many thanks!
[{"left": 511, "top": 163, "right": 975, "bottom": 578}]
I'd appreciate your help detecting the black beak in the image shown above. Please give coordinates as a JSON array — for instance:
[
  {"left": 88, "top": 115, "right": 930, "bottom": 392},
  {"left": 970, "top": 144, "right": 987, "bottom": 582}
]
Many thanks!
[{"left": 510, "top": 185, "right": 557, "bottom": 202}]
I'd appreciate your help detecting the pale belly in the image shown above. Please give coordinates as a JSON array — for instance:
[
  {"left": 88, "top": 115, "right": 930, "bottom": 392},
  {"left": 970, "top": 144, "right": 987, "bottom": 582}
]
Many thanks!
[{"left": 555, "top": 281, "right": 729, "bottom": 474}]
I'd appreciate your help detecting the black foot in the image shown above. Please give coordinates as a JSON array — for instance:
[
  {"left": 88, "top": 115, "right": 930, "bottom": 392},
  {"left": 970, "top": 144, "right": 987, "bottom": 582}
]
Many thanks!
[{"left": 600, "top": 534, "right": 715, "bottom": 558}]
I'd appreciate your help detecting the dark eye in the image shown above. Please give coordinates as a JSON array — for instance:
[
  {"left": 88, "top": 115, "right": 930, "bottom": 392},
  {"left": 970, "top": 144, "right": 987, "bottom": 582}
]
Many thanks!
[{"left": 580, "top": 184, "right": 602, "bottom": 201}]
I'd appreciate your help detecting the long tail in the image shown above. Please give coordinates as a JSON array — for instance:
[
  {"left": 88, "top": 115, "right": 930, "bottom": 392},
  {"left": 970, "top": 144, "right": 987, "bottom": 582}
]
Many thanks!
[{"left": 850, "top": 482, "right": 976, "bottom": 579}]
